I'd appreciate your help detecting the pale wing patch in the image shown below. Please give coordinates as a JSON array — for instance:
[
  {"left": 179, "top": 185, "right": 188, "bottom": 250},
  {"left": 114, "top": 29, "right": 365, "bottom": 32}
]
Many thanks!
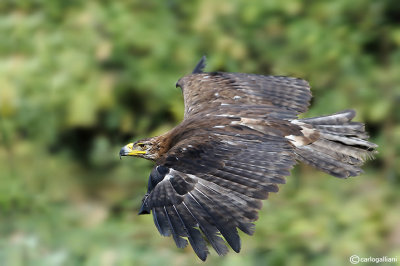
[
  {"left": 285, "top": 120, "right": 319, "bottom": 147},
  {"left": 285, "top": 135, "right": 307, "bottom": 147},
  {"left": 230, "top": 117, "right": 266, "bottom": 131}
]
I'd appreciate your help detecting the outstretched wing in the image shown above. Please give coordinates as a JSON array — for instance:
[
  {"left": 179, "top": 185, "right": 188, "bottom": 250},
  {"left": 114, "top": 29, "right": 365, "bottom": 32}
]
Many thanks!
[
  {"left": 176, "top": 64, "right": 312, "bottom": 120},
  {"left": 139, "top": 123, "right": 296, "bottom": 260}
]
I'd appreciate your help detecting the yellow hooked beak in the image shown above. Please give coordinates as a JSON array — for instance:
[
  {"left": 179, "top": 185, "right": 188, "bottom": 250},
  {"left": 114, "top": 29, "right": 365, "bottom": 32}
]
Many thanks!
[{"left": 119, "top": 143, "right": 147, "bottom": 158}]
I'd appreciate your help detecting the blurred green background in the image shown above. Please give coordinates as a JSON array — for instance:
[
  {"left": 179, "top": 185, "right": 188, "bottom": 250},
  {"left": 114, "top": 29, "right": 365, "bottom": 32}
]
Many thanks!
[{"left": 1, "top": 0, "right": 399, "bottom": 265}]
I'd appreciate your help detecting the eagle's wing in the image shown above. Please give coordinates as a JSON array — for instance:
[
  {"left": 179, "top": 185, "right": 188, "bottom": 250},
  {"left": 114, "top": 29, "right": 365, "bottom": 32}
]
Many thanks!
[
  {"left": 138, "top": 123, "right": 296, "bottom": 260},
  {"left": 176, "top": 69, "right": 312, "bottom": 120}
]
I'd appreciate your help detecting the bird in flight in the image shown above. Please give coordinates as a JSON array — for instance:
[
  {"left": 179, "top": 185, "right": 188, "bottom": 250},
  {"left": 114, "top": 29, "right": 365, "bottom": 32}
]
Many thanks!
[{"left": 119, "top": 56, "right": 377, "bottom": 260}]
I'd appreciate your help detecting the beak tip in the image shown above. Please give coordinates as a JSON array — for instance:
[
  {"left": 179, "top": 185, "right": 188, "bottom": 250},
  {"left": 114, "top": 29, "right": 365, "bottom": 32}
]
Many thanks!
[{"left": 119, "top": 148, "right": 125, "bottom": 159}]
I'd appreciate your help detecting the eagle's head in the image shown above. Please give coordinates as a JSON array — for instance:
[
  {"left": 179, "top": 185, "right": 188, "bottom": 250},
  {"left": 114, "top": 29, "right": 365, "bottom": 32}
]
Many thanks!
[{"left": 119, "top": 138, "right": 160, "bottom": 161}]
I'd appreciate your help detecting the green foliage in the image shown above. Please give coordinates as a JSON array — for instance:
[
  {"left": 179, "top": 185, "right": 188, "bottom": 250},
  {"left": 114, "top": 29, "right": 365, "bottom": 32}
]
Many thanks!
[{"left": 1, "top": 0, "right": 399, "bottom": 265}]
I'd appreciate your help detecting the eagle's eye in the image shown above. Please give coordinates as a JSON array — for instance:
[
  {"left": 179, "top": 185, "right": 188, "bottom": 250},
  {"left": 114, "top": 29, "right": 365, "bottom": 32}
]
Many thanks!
[{"left": 137, "top": 143, "right": 146, "bottom": 148}]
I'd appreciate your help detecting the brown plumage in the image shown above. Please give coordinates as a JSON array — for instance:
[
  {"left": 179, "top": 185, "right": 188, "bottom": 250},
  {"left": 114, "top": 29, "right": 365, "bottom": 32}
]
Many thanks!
[{"left": 119, "top": 56, "right": 377, "bottom": 260}]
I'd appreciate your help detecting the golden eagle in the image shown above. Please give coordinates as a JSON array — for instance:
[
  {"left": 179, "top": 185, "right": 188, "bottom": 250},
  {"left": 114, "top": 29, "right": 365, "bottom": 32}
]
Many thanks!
[{"left": 119, "top": 56, "right": 377, "bottom": 260}]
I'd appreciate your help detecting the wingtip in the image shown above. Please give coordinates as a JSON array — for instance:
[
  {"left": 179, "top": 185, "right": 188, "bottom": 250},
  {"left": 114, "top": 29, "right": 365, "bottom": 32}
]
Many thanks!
[
  {"left": 231, "top": 242, "right": 241, "bottom": 253},
  {"left": 196, "top": 251, "right": 208, "bottom": 261},
  {"left": 192, "top": 55, "right": 207, "bottom": 74}
]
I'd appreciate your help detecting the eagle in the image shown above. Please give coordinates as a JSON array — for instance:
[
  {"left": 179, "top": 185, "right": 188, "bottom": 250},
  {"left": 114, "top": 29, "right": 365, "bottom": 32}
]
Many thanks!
[{"left": 119, "top": 56, "right": 377, "bottom": 260}]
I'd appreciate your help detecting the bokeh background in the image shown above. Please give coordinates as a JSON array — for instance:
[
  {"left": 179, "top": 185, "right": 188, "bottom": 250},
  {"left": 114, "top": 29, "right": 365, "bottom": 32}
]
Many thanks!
[{"left": 1, "top": 0, "right": 400, "bottom": 265}]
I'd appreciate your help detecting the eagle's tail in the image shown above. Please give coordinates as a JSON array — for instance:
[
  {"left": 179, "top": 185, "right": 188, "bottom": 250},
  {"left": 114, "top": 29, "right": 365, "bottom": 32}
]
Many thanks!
[{"left": 292, "top": 110, "right": 377, "bottom": 178}]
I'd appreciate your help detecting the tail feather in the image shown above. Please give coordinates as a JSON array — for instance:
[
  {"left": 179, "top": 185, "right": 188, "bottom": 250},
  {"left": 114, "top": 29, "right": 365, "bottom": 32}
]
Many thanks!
[
  {"left": 295, "top": 145, "right": 364, "bottom": 177},
  {"left": 312, "top": 123, "right": 369, "bottom": 139},
  {"left": 310, "top": 140, "right": 365, "bottom": 166},
  {"left": 293, "top": 110, "right": 377, "bottom": 178},
  {"left": 319, "top": 133, "right": 376, "bottom": 150},
  {"left": 299, "top": 109, "right": 356, "bottom": 125}
]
